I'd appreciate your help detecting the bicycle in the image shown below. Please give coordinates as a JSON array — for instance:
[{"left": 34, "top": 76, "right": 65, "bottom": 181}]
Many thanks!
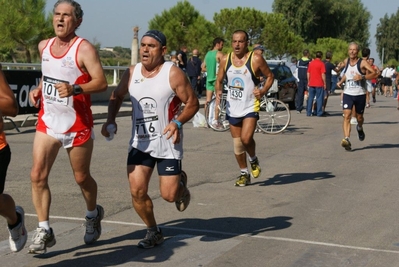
[
  {"left": 256, "top": 94, "right": 291, "bottom": 134},
  {"left": 205, "top": 85, "right": 230, "bottom": 132},
  {"left": 205, "top": 84, "right": 291, "bottom": 134}
]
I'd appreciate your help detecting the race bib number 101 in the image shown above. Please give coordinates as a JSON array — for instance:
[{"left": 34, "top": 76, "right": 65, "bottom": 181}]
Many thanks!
[{"left": 43, "top": 76, "right": 69, "bottom": 105}]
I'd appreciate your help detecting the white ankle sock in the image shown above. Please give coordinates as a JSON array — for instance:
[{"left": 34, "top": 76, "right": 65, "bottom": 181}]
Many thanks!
[
  {"left": 38, "top": 221, "right": 50, "bottom": 231},
  {"left": 86, "top": 208, "right": 98, "bottom": 219}
]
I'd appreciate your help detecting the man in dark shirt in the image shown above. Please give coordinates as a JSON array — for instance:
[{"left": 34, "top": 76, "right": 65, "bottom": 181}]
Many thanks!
[
  {"left": 296, "top": 49, "right": 311, "bottom": 113},
  {"left": 177, "top": 45, "right": 188, "bottom": 72},
  {"left": 186, "top": 49, "right": 202, "bottom": 97},
  {"left": 323, "top": 52, "right": 341, "bottom": 115}
]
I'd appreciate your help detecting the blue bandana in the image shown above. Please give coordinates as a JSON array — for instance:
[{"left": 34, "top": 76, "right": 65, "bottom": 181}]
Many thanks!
[{"left": 142, "top": 30, "right": 167, "bottom": 46}]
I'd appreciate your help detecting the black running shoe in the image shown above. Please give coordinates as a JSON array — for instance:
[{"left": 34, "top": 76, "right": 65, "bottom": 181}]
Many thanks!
[{"left": 357, "top": 125, "right": 365, "bottom": 141}]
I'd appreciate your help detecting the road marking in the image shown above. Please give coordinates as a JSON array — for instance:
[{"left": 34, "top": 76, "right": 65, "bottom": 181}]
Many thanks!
[{"left": 25, "top": 213, "right": 399, "bottom": 255}]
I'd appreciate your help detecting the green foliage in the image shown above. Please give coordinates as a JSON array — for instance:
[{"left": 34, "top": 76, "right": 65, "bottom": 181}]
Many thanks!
[
  {"left": 148, "top": 0, "right": 220, "bottom": 56},
  {"left": 0, "top": 0, "right": 53, "bottom": 63},
  {"left": 272, "top": 0, "right": 370, "bottom": 47},
  {"left": 305, "top": 38, "right": 349, "bottom": 63},
  {"left": 385, "top": 59, "right": 399, "bottom": 68},
  {"left": 376, "top": 8, "right": 399, "bottom": 64},
  {"left": 213, "top": 7, "right": 266, "bottom": 46},
  {"left": 113, "top": 46, "right": 132, "bottom": 58},
  {"left": 261, "top": 13, "right": 303, "bottom": 59}
]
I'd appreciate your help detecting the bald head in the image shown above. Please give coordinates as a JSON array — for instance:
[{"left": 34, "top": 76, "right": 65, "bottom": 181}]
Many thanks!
[{"left": 192, "top": 49, "right": 199, "bottom": 56}]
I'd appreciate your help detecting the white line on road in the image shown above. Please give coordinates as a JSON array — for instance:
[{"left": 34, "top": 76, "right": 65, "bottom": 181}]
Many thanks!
[{"left": 25, "top": 213, "right": 399, "bottom": 255}]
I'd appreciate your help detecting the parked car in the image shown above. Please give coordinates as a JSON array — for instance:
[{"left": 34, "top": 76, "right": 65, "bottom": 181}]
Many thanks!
[{"left": 266, "top": 60, "right": 297, "bottom": 110}]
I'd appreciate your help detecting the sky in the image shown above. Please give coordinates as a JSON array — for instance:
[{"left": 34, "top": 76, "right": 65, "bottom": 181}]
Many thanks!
[{"left": 45, "top": 0, "right": 398, "bottom": 66}]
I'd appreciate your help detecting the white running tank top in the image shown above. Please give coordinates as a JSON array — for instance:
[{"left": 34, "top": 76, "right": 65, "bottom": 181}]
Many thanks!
[
  {"left": 128, "top": 62, "right": 183, "bottom": 159},
  {"left": 39, "top": 37, "right": 93, "bottom": 133},
  {"left": 225, "top": 52, "right": 260, "bottom": 118},
  {"left": 343, "top": 59, "right": 366, "bottom": 96}
]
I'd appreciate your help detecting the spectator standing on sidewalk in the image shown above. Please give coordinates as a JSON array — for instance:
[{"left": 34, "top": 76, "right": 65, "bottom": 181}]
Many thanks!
[
  {"left": 28, "top": 0, "right": 107, "bottom": 253},
  {"left": 296, "top": 49, "right": 311, "bottom": 113},
  {"left": 0, "top": 63, "right": 27, "bottom": 253},
  {"left": 177, "top": 45, "right": 188, "bottom": 72},
  {"left": 323, "top": 51, "right": 341, "bottom": 115},
  {"left": 186, "top": 49, "right": 202, "bottom": 98},
  {"left": 102, "top": 30, "right": 199, "bottom": 249},
  {"left": 306, "top": 51, "right": 326, "bottom": 117},
  {"left": 203, "top": 37, "right": 225, "bottom": 107}
]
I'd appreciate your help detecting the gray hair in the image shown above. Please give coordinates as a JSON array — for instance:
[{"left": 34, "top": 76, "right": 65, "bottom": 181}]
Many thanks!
[
  {"left": 53, "top": 0, "right": 84, "bottom": 20},
  {"left": 348, "top": 42, "right": 359, "bottom": 51}
]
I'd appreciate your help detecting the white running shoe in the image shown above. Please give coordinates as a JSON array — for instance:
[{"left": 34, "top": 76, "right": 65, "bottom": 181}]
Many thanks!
[
  {"left": 8, "top": 206, "right": 27, "bottom": 252},
  {"left": 28, "top": 227, "right": 56, "bottom": 254},
  {"left": 84, "top": 205, "right": 105, "bottom": 244},
  {"left": 350, "top": 117, "right": 358, "bottom": 125}
]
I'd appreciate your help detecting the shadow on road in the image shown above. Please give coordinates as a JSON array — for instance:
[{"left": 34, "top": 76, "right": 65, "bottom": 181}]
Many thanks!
[
  {"left": 351, "top": 143, "right": 399, "bottom": 151},
  {"left": 253, "top": 171, "right": 335, "bottom": 186},
  {"left": 365, "top": 121, "right": 398, "bottom": 125},
  {"left": 37, "top": 215, "right": 292, "bottom": 266}
]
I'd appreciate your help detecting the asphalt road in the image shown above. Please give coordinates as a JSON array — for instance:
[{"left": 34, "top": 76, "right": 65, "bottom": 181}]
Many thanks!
[{"left": 1, "top": 93, "right": 399, "bottom": 267}]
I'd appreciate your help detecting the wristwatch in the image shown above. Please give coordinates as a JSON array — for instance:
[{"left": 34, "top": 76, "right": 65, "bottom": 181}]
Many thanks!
[{"left": 72, "top": 84, "right": 82, "bottom": 95}]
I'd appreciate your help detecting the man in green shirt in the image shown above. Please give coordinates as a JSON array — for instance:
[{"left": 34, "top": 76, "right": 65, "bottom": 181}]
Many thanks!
[{"left": 203, "top": 38, "right": 225, "bottom": 106}]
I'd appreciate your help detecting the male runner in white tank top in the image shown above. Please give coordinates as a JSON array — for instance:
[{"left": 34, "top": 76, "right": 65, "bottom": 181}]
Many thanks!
[
  {"left": 102, "top": 30, "right": 199, "bottom": 249},
  {"left": 340, "top": 43, "right": 378, "bottom": 151},
  {"left": 215, "top": 30, "right": 274, "bottom": 186},
  {"left": 28, "top": 0, "right": 107, "bottom": 253}
]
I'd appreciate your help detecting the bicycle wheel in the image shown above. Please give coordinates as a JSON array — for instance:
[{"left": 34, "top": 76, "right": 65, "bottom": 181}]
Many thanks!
[
  {"left": 257, "top": 98, "right": 290, "bottom": 134},
  {"left": 205, "top": 97, "right": 230, "bottom": 132}
]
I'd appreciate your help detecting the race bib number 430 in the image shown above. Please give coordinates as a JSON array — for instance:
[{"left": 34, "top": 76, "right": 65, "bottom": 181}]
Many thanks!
[
  {"left": 229, "top": 85, "right": 244, "bottom": 99},
  {"left": 43, "top": 76, "right": 69, "bottom": 105}
]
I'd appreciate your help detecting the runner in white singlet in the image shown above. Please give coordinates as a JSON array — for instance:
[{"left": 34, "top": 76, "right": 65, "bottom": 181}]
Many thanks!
[
  {"left": 339, "top": 43, "right": 378, "bottom": 151},
  {"left": 27, "top": 0, "right": 108, "bottom": 253},
  {"left": 102, "top": 30, "right": 199, "bottom": 249},
  {"left": 215, "top": 30, "right": 274, "bottom": 187}
]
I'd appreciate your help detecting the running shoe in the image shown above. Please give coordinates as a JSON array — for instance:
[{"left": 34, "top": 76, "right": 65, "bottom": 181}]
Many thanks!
[
  {"left": 28, "top": 227, "right": 56, "bottom": 254},
  {"left": 350, "top": 117, "right": 358, "bottom": 125},
  {"left": 138, "top": 229, "right": 164, "bottom": 249},
  {"left": 235, "top": 172, "right": 251, "bottom": 187},
  {"left": 357, "top": 125, "right": 365, "bottom": 141},
  {"left": 250, "top": 158, "right": 261, "bottom": 178},
  {"left": 8, "top": 206, "right": 27, "bottom": 252},
  {"left": 175, "top": 171, "right": 190, "bottom": 212},
  {"left": 372, "top": 97, "right": 376, "bottom": 103},
  {"left": 341, "top": 138, "right": 352, "bottom": 151},
  {"left": 366, "top": 103, "right": 370, "bottom": 108},
  {"left": 84, "top": 205, "right": 104, "bottom": 244}
]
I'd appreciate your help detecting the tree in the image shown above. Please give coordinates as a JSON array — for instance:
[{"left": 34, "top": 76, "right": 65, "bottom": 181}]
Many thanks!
[
  {"left": 375, "top": 8, "right": 399, "bottom": 65},
  {"left": 0, "top": 0, "right": 53, "bottom": 63},
  {"left": 261, "top": 13, "right": 303, "bottom": 59},
  {"left": 306, "top": 38, "right": 349, "bottom": 63},
  {"left": 213, "top": 7, "right": 266, "bottom": 46},
  {"left": 272, "top": 0, "right": 371, "bottom": 47},
  {"left": 148, "top": 0, "right": 221, "bottom": 56}
]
